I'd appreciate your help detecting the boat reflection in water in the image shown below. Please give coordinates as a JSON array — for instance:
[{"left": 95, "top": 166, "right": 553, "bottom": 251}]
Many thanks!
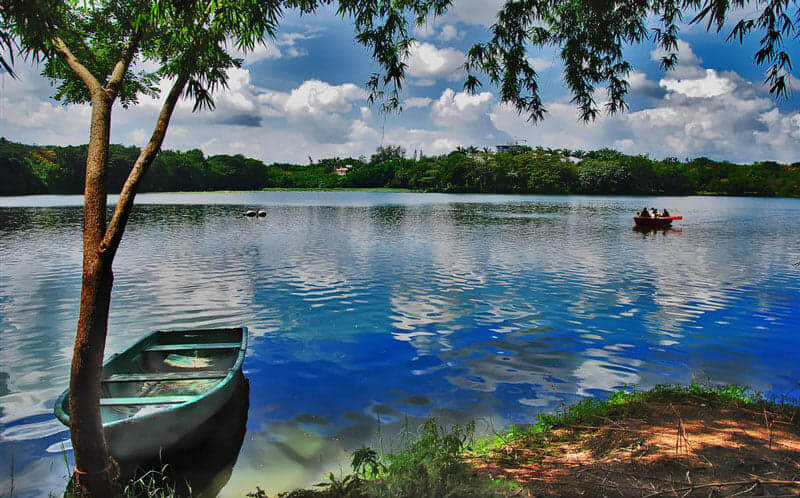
[
  {"left": 633, "top": 225, "right": 683, "bottom": 236},
  {"left": 68, "top": 374, "right": 250, "bottom": 497}
]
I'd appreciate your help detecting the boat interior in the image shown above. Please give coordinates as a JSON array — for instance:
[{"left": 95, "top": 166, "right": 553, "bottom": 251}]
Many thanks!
[{"left": 60, "top": 328, "right": 245, "bottom": 422}]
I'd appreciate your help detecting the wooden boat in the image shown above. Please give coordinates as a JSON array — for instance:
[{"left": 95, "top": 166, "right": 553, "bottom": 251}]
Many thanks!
[
  {"left": 633, "top": 215, "right": 682, "bottom": 227},
  {"left": 54, "top": 327, "right": 248, "bottom": 461}
]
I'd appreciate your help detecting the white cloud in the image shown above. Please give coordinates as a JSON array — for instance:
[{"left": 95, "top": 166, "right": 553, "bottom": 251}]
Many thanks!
[
  {"left": 226, "top": 28, "right": 321, "bottom": 64},
  {"left": 359, "top": 106, "right": 372, "bottom": 121},
  {"left": 279, "top": 80, "right": 367, "bottom": 142},
  {"left": 348, "top": 119, "right": 380, "bottom": 142},
  {"left": 628, "top": 70, "right": 664, "bottom": 98},
  {"left": 228, "top": 40, "right": 283, "bottom": 64},
  {"left": 431, "top": 88, "right": 494, "bottom": 128},
  {"left": 754, "top": 110, "right": 800, "bottom": 151},
  {"left": 448, "top": 0, "right": 504, "bottom": 26},
  {"left": 406, "top": 42, "right": 465, "bottom": 82},
  {"left": 526, "top": 57, "right": 555, "bottom": 72},
  {"left": 3, "top": 33, "right": 797, "bottom": 173},
  {"left": 650, "top": 39, "right": 705, "bottom": 79},
  {"left": 284, "top": 80, "right": 365, "bottom": 115},
  {"left": 413, "top": 21, "right": 437, "bottom": 39},
  {"left": 404, "top": 97, "right": 433, "bottom": 109},
  {"left": 127, "top": 128, "right": 148, "bottom": 145},
  {"left": 490, "top": 101, "right": 622, "bottom": 151},
  {"left": 438, "top": 24, "right": 465, "bottom": 42},
  {"left": 489, "top": 39, "right": 800, "bottom": 163},
  {"left": 410, "top": 78, "right": 437, "bottom": 87},
  {"left": 490, "top": 76, "right": 800, "bottom": 163},
  {"left": 0, "top": 61, "right": 91, "bottom": 145},
  {"left": 382, "top": 127, "right": 468, "bottom": 156},
  {"left": 660, "top": 69, "right": 736, "bottom": 98}
]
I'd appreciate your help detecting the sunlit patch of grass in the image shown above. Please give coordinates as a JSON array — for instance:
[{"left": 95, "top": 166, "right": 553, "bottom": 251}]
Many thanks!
[{"left": 469, "top": 383, "right": 799, "bottom": 459}]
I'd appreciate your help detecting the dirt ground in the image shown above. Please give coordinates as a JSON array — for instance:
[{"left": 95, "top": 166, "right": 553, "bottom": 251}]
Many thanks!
[{"left": 470, "top": 397, "right": 800, "bottom": 497}]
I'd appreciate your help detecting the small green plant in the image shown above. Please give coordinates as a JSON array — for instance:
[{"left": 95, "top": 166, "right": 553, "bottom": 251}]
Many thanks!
[
  {"left": 120, "top": 464, "right": 191, "bottom": 498},
  {"left": 274, "top": 419, "right": 516, "bottom": 497}
]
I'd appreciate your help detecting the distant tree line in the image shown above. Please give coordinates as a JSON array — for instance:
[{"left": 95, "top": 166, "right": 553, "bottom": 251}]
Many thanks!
[{"left": 1, "top": 138, "right": 798, "bottom": 197}]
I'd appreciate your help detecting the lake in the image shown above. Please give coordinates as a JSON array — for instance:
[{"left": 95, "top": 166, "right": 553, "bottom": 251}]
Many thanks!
[{"left": 1, "top": 192, "right": 799, "bottom": 496}]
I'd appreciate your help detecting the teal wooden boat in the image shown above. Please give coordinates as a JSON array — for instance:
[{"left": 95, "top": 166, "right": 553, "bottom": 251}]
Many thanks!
[{"left": 54, "top": 327, "right": 248, "bottom": 461}]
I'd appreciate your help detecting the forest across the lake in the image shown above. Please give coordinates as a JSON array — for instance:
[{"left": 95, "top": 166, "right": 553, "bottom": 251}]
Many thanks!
[{"left": 1, "top": 138, "right": 798, "bottom": 197}]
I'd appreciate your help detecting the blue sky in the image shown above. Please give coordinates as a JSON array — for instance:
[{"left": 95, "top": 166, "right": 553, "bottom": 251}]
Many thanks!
[{"left": 0, "top": 0, "right": 798, "bottom": 164}]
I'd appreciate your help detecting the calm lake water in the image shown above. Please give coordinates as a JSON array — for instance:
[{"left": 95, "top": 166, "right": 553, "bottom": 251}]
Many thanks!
[{"left": 1, "top": 192, "right": 799, "bottom": 496}]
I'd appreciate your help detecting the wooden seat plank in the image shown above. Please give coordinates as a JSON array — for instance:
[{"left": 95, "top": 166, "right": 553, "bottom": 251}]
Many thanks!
[
  {"left": 99, "top": 395, "right": 194, "bottom": 406},
  {"left": 143, "top": 342, "right": 240, "bottom": 352},
  {"left": 103, "top": 370, "right": 229, "bottom": 383}
]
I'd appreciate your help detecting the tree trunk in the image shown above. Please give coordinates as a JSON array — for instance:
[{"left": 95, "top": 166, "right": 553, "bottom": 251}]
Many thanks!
[
  {"left": 69, "top": 93, "right": 118, "bottom": 496},
  {"left": 67, "top": 74, "right": 187, "bottom": 495}
]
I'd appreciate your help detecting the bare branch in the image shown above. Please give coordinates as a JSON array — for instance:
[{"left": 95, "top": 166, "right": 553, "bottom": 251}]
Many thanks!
[
  {"left": 105, "top": 30, "right": 141, "bottom": 100},
  {"left": 53, "top": 36, "right": 103, "bottom": 95},
  {"left": 101, "top": 74, "right": 189, "bottom": 255}
]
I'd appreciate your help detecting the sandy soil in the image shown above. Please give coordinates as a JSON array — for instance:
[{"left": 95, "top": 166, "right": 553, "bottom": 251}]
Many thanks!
[{"left": 470, "top": 397, "right": 800, "bottom": 497}]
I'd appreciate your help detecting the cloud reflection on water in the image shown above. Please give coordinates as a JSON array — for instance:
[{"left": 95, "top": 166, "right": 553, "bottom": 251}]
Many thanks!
[{"left": 0, "top": 193, "right": 798, "bottom": 497}]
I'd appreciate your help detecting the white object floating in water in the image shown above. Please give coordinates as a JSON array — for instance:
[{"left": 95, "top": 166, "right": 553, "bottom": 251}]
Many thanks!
[
  {"left": 257, "top": 210, "right": 267, "bottom": 217},
  {"left": 244, "top": 210, "right": 257, "bottom": 217}
]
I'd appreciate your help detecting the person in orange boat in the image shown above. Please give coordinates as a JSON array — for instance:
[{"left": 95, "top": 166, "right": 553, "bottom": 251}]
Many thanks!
[
  {"left": 662, "top": 208, "right": 671, "bottom": 217},
  {"left": 639, "top": 207, "right": 651, "bottom": 217},
  {"left": 650, "top": 207, "right": 660, "bottom": 217}
]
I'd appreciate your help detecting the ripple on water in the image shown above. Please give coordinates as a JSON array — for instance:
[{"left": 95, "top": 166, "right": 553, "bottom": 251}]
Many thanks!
[{"left": 1, "top": 195, "right": 799, "bottom": 497}]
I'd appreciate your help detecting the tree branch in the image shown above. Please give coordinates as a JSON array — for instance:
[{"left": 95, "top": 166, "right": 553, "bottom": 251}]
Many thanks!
[
  {"left": 105, "top": 30, "right": 141, "bottom": 99},
  {"left": 53, "top": 37, "right": 103, "bottom": 95},
  {"left": 102, "top": 74, "right": 189, "bottom": 254}
]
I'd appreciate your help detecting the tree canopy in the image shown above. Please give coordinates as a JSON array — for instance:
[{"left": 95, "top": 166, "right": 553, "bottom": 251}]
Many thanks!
[
  {"left": 3, "top": 138, "right": 798, "bottom": 197},
  {"left": 2, "top": 0, "right": 796, "bottom": 121},
  {"left": 464, "top": 0, "right": 797, "bottom": 122}
]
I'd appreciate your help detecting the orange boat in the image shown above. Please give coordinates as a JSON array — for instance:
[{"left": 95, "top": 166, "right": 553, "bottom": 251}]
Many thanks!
[{"left": 633, "top": 215, "right": 682, "bottom": 227}]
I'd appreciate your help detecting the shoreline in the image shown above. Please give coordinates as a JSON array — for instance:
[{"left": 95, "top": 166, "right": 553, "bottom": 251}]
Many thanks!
[
  {"left": 265, "top": 384, "right": 800, "bottom": 497},
  {"left": 1, "top": 188, "right": 797, "bottom": 198}
]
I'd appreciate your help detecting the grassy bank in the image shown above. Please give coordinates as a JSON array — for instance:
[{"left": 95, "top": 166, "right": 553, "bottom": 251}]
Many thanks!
[{"left": 259, "top": 384, "right": 800, "bottom": 497}]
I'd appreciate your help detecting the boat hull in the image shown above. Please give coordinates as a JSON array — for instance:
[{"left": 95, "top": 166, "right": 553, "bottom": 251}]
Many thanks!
[
  {"left": 633, "top": 216, "right": 679, "bottom": 227},
  {"left": 54, "top": 327, "right": 248, "bottom": 461},
  {"left": 103, "top": 371, "right": 244, "bottom": 460}
]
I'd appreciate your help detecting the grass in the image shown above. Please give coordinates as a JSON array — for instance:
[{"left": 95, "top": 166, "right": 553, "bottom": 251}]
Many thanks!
[
  {"left": 25, "top": 383, "right": 799, "bottom": 497},
  {"left": 263, "top": 383, "right": 799, "bottom": 498},
  {"left": 469, "top": 382, "right": 796, "bottom": 457}
]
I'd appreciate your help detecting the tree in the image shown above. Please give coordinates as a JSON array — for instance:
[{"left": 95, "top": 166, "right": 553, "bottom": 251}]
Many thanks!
[
  {"left": 370, "top": 144, "right": 407, "bottom": 165},
  {"left": 2, "top": 0, "right": 446, "bottom": 494},
  {"left": 464, "top": 0, "right": 797, "bottom": 122},
  {"left": 2, "top": 0, "right": 797, "bottom": 495}
]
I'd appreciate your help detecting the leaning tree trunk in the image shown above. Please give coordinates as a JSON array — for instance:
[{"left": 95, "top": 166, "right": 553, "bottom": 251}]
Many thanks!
[
  {"left": 69, "top": 93, "right": 117, "bottom": 496},
  {"left": 67, "top": 74, "right": 188, "bottom": 496}
]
